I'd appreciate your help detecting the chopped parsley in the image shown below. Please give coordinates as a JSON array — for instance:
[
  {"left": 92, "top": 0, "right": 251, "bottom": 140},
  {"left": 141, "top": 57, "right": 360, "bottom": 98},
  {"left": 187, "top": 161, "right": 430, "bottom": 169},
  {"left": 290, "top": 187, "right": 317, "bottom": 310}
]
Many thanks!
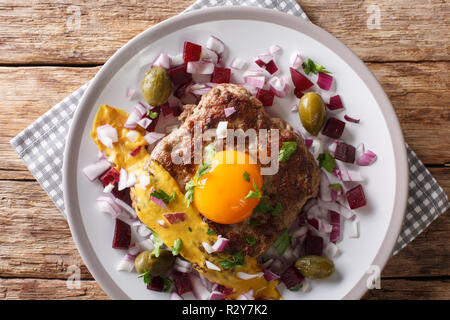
[
  {"left": 243, "top": 171, "right": 250, "bottom": 182},
  {"left": 185, "top": 143, "right": 216, "bottom": 207},
  {"left": 278, "top": 141, "right": 297, "bottom": 162},
  {"left": 151, "top": 230, "right": 163, "bottom": 258},
  {"left": 218, "top": 252, "right": 244, "bottom": 270},
  {"left": 246, "top": 236, "right": 257, "bottom": 246},
  {"left": 273, "top": 230, "right": 291, "bottom": 256},
  {"left": 329, "top": 183, "right": 342, "bottom": 191},
  {"left": 206, "top": 228, "right": 215, "bottom": 236},
  {"left": 317, "top": 150, "right": 337, "bottom": 173},
  {"left": 245, "top": 180, "right": 263, "bottom": 199},
  {"left": 150, "top": 188, "right": 176, "bottom": 205},
  {"left": 171, "top": 238, "right": 183, "bottom": 256},
  {"left": 162, "top": 278, "right": 174, "bottom": 292},
  {"left": 253, "top": 199, "right": 273, "bottom": 213},
  {"left": 188, "top": 227, "right": 192, "bottom": 232},
  {"left": 271, "top": 202, "right": 283, "bottom": 216},
  {"left": 146, "top": 109, "right": 159, "bottom": 119},
  {"left": 302, "top": 58, "right": 331, "bottom": 75},
  {"left": 137, "top": 270, "right": 152, "bottom": 286}
]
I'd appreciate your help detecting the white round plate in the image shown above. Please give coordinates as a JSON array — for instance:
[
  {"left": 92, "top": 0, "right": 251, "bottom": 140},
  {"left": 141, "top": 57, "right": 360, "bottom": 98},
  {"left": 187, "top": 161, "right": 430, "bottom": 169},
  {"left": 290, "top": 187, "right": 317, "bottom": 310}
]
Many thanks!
[{"left": 63, "top": 7, "right": 408, "bottom": 300}]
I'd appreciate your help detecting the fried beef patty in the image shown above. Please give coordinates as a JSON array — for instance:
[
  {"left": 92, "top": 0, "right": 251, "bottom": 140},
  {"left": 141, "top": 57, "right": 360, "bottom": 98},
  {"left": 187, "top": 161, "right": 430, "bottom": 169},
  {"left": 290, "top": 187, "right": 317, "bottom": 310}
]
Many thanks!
[{"left": 148, "top": 84, "right": 320, "bottom": 257}]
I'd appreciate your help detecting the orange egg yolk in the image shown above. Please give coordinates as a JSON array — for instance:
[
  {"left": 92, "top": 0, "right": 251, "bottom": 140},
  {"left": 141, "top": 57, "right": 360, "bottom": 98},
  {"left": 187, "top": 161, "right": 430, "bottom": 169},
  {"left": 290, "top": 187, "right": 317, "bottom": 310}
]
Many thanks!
[{"left": 193, "top": 150, "right": 263, "bottom": 224}]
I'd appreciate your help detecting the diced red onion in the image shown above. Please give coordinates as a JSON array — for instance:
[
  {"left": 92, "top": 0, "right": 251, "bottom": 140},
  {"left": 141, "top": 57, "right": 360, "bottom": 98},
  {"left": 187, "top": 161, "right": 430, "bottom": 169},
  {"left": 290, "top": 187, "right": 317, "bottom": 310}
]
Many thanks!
[
  {"left": 191, "top": 73, "right": 211, "bottom": 83},
  {"left": 224, "top": 107, "right": 236, "bottom": 118},
  {"left": 201, "top": 242, "right": 215, "bottom": 254},
  {"left": 356, "top": 144, "right": 377, "bottom": 166},
  {"left": 291, "top": 53, "right": 303, "bottom": 69},
  {"left": 291, "top": 225, "right": 308, "bottom": 238},
  {"left": 153, "top": 52, "right": 171, "bottom": 69},
  {"left": 138, "top": 239, "right": 155, "bottom": 251},
  {"left": 216, "top": 121, "right": 228, "bottom": 139},
  {"left": 206, "top": 35, "right": 225, "bottom": 55},
  {"left": 139, "top": 175, "right": 150, "bottom": 188},
  {"left": 175, "top": 258, "right": 192, "bottom": 273},
  {"left": 116, "top": 255, "right": 135, "bottom": 272},
  {"left": 328, "top": 140, "right": 338, "bottom": 157},
  {"left": 335, "top": 168, "right": 363, "bottom": 182},
  {"left": 118, "top": 168, "right": 128, "bottom": 191},
  {"left": 230, "top": 57, "right": 247, "bottom": 70},
  {"left": 82, "top": 159, "right": 110, "bottom": 181},
  {"left": 317, "top": 72, "right": 333, "bottom": 91},
  {"left": 211, "top": 236, "right": 229, "bottom": 252},
  {"left": 324, "top": 242, "right": 340, "bottom": 259},
  {"left": 237, "top": 272, "right": 264, "bottom": 280},
  {"left": 137, "top": 118, "right": 152, "bottom": 129},
  {"left": 201, "top": 47, "right": 219, "bottom": 64},
  {"left": 347, "top": 218, "right": 360, "bottom": 238},
  {"left": 95, "top": 197, "right": 120, "bottom": 217},
  {"left": 169, "top": 53, "right": 184, "bottom": 67},
  {"left": 329, "top": 210, "right": 341, "bottom": 243},
  {"left": 103, "top": 184, "right": 114, "bottom": 193},
  {"left": 126, "top": 130, "right": 139, "bottom": 142},
  {"left": 125, "top": 88, "right": 136, "bottom": 100},
  {"left": 268, "top": 76, "right": 290, "bottom": 98},
  {"left": 205, "top": 260, "right": 221, "bottom": 271},
  {"left": 243, "top": 69, "right": 265, "bottom": 78},
  {"left": 317, "top": 199, "right": 354, "bottom": 219},
  {"left": 144, "top": 132, "right": 165, "bottom": 145},
  {"left": 115, "top": 197, "right": 137, "bottom": 218},
  {"left": 244, "top": 76, "right": 265, "bottom": 88},
  {"left": 150, "top": 196, "right": 168, "bottom": 210},
  {"left": 237, "top": 289, "right": 254, "bottom": 300},
  {"left": 170, "top": 291, "right": 184, "bottom": 300},
  {"left": 187, "top": 61, "right": 215, "bottom": 74},
  {"left": 137, "top": 224, "right": 151, "bottom": 238},
  {"left": 269, "top": 44, "right": 282, "bottom": 55},
  {"left": 163, "top": 212, "right": 186, "bottom": 224},
  {"left": 263, "top": 269, "right": 280, "bottom": 282},
  {"left": 97, "top": 125, "right": 118, "bottom": 149},
  {"left": 320, "top": 172, "right": 332, "bottom": 202},
  {"left": 124, "top": 110, "right": 143, "bottom": 129},
  {"left": 344, "top": 114, "right": 360, "bottom": 123},
  {"left": 188, "top": 273, "right": 211, "bottom": 300},
  {"left": 209, "top": 291, "right": 225, "bottom": 300}
]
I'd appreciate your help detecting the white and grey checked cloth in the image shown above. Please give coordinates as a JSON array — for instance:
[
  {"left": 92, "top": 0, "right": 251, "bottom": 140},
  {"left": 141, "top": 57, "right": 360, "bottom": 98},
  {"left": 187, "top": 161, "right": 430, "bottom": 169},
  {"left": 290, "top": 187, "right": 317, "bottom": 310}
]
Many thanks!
[{"left": 10, "top": 0, "right": 449, "bottom": 255}]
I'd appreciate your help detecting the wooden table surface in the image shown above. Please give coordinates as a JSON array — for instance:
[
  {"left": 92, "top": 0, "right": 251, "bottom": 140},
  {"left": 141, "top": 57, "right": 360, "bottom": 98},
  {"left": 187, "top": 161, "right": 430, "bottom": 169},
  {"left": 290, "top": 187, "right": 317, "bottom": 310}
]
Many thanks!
[{"left": 0, "top": 0, "right": 448, "bottom": 300}]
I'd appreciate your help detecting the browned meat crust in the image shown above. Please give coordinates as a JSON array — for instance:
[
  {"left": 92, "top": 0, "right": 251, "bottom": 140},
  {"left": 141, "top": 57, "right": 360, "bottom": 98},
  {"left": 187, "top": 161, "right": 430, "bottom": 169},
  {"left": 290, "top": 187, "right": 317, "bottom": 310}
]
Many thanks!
[{"left": 148, "top": 84, "right": 320, "bottom": 257}]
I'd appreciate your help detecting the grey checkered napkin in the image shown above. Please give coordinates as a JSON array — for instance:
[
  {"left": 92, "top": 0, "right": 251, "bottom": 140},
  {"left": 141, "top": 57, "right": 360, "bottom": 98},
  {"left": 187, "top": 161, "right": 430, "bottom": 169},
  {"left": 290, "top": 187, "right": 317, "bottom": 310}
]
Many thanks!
[{"left": 10, "top": 0, "right": 449, "bottom": 255}]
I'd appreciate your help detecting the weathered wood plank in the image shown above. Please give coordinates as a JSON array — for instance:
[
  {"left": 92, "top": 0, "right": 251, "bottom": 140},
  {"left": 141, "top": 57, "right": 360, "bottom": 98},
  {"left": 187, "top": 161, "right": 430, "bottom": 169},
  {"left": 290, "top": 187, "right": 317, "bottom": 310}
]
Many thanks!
[
  {"left": 0, "top": 0, "right": 448, "bottom": 64},
  {"left": 0, "top": 178, "right": 447, "bottom": 280},
  {"left": 0, "top": 278, "right": 109, "bottom": 299},
  {"left": 0, "top": 61, "right": 448, "bottom": 175},
  {"left": 364, "top": 278, "right": 450, "bottom": 300}
]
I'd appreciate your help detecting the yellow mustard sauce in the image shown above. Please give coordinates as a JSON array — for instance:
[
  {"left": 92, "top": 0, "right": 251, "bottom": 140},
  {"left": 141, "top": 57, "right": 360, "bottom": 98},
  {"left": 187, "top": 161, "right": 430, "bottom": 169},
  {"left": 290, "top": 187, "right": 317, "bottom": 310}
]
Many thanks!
[{"left": 90, "top": 104, "right": 281, "bottom": 300}]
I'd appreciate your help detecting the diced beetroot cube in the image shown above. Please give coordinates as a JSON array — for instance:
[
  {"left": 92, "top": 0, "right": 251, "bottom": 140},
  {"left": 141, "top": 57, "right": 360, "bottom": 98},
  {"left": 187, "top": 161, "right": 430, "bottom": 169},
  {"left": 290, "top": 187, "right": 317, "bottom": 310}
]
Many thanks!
[
  {"left": 99, "top": 167, "right": 120, "bottom": 187},
  {"left": 329, "top": 211, "right": 341, "bottom": 243},
  {"left": 322, "top": 117, "right": 345, "bottom": 139},
  {"left": 145, "top": 106, "right": 160, "bottom": 132},
  {"left": 183, "top": 41, "right": 202, "bottom": 62},
  {"left": 211, "top": 66, "right": 231, "bottom": 84},
  {"left": 346, "top": 184, "right": 366, "bottom": 209},
  {"left": 326, "top": 95, "right": 344, "bottom": 110},
  {"left": 216, "top": 284, "right": 234, "bottom": 295},
  {"left": 280, "top": 265, "right": 304, "bottom": 290},
  {"left": 290, "top": 67, "right": 313, "bottom": 91},
  {"left": 334, "top": 142, "right": 355, "bottom": 163},
  {"left": 171, "top": 105, "right": 182, "bottom": 117},
  {"left": 174, "top": 273, "right": 192, "bottom": 295},
  {"left": 254, "top": 59, "right": 265, "bottom": 67},
  {"left": 256, "top": 88, "right": 275, "bottom": 106},
  {"left": 169, "top": 63, "right": 192, "bottom": 86},
  {"left": 294, "top": 87, "right": 304, "bottom": 99},
  {"left": 307, "top": 217, "right": 319, "bottom": 230},
  {"left": 147, "top": 276, "right": 165, "bottom": 292},
  {"left": 112, "top": 219, "right": 131, "bottom": 249},
  {"left": 305, "top": 235, "right": 323, "bottom": 255},
  {"left": 265, "top": 60, "right": 278, "bottom": 75},
  {"left": 160, "top": 103, "right": 172, "bottom": 117},
  {"left": 129, "top": 145, "right": 142, "bottom": 157}
]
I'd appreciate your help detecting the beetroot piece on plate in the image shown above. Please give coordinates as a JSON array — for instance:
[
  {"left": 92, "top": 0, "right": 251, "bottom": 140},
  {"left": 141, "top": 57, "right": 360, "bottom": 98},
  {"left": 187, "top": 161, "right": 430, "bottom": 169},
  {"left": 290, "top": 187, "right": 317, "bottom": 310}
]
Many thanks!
[
  {"left": 147, "top": 276, "right": 165, "bottom": 292},
  {"left": 334, "top": 142, "right": 356, "bottom": 163},
  {"left": 99, "top": 168, "right": 133, "bottom": 206},
  {"left": 254, "top": 59, "right": 265, "bottom": 68},
  {"left": 329, "top": 210, "right": 341, "bottom": 243},
  {"left": 256, "top": 88, "right": 275, "bottom": 106},
  {"left": 216, "top": 284, "right": 234, "bottom": 295},
  {"left": 294, "top": 87, "right": 304, "bottom": 99},
  {"left": 174, "top": 82, "right": 191, "bottom": 100},
  {"left": 322, "top": 117, "right": 345, "bottom": 139},
  {"left": 183, "top": 41, "right": 202, "bottom": 62},
  {"left": 145, "top": 106, "right": 160, "bottom": 132},
  {"left": 174, "top": 273, "right": 192, "bottom": 295},
  {"left": 169, "top": 63, "right": 192, "bottom": 86},
  {"left": 305, "top": 234, "right": 323, "bottom": 255},
  {"left": 112, "top": 219, "right": 131, "bottom": 249},
  {"left": 264, "top": 60, "right": 278, "bottom": 75},
  {"left": 171, "top": 105, "right": 182, "bottom": 117},
  {"left": 280, "top": 265, "right": 305, "bottom": 290},
  {"left": 160, "top": 103, "right": 172, "bottom": 117},
  {"left": 346, "top": 184, "right": 366, "bottom": 209},
  {"left": 326, "top": 95, "right": 344, "bottom": 110},
  {"left": 290, "top": 67, "right": 313, "bottom": 91},
  {"left": 129, "top": 145, "right": 142, "bottom": 157},
  {"left": 211, "top": 66, "right": 231, "bottom": 84}
]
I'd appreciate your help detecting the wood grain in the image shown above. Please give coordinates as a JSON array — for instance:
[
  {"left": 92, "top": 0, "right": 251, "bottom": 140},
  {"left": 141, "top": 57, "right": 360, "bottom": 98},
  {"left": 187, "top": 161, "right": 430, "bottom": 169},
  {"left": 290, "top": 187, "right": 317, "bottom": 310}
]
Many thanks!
[{"left": 0, "top": 0, "right": 448, "bottom": 65}]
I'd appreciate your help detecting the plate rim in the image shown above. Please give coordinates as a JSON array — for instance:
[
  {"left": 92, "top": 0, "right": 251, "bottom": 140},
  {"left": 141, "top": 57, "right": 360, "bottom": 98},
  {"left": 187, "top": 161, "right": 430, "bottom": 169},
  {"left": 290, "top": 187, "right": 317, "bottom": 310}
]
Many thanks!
[{"left": 63, "top": 6, "right": 408, "bottom": 300}]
